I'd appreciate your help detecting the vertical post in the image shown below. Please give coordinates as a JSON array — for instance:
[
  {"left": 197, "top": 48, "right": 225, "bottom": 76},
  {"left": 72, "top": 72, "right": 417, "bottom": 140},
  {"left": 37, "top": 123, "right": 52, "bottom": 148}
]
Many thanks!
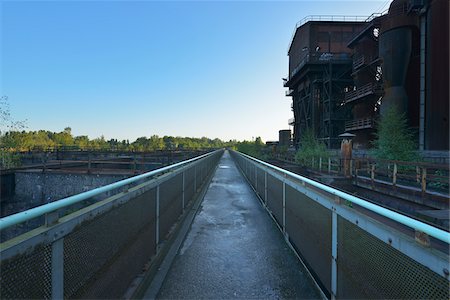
[
  {"left": 282, "top": 174, "right": 286, "bottom": 235},
  {"left": 393, "top": 163, "right": 397, "bottom": 187},
  {"left": 264, "top": 171, "right": 268, "bottom": 205},
  {"left": 421, "top": 167, "right": 427, "bottom": 193},
  {"left": 331, "top": 209, "right": 338, "bottom": 300},
  {"left": 319, "top": 157, "right": 322, "bottom": 172},
  {"left": 51, "top": 238, "right": 64, "bottom": 300},
  {"left": 156, "top": 185, "right": 160, "bottom": 251},
  {"left": 328, "top": 157, "right": 331, "bottom": 173},
  {"left": 182, "top": 171, "right": 185, "bottom": 211},
  {"left": 255, "top": 164, "right": 258, "bottom": 191}
]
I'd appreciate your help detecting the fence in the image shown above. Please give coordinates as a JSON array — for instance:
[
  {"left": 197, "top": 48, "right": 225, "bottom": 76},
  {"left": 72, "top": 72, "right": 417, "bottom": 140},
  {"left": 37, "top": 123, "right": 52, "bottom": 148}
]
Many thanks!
[
  {"left": 0, "top": 149, "right": 223, "bottom": 299},
  {"left": 231, "top": 150, "right": 449, "bottom": 299},
  {"left": 354, "top": 158, "right": 450, "bottom": 196}
]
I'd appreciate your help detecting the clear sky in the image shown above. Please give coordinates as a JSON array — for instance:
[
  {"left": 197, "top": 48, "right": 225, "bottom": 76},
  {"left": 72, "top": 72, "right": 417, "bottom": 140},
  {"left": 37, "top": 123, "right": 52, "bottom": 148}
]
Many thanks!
[{"left": 1, "top": 0, "right": 391, "bottom": 142}]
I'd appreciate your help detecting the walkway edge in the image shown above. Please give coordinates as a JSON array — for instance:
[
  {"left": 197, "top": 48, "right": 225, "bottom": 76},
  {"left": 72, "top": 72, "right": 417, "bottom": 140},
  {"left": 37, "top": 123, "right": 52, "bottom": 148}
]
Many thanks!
[{"left": 133, "top": 156, "right": 222, "bottom": 300}]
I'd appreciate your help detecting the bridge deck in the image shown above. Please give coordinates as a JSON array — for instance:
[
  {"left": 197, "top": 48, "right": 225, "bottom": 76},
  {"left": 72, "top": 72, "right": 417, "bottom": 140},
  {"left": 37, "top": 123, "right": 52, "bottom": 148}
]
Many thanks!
[{"left": 152, "top": 151, "right": 321, "bottom": 299}]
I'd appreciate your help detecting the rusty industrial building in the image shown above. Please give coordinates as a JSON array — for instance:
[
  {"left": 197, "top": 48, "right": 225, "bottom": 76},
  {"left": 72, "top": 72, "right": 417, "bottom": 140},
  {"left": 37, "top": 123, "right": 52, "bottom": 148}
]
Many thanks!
[{"left": 284, "top": 0, "right": 449, "bottom": 151}]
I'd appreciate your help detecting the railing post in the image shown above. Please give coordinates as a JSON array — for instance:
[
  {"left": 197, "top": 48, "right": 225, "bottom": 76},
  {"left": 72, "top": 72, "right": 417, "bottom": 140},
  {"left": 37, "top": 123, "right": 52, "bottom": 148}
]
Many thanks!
[
  {"left": 421, "top": 167, "right": 427, "bottom": 193},
  {"left": 156, "top": 185, "right": 160, "bottom": 251},
  {"left": 264, "top": 170, "right": 268, "bottom": 206},
  {"left": 51, "top": 238, "right": 64, "bottom": 300},
  {"left": 328, "top": 157, "right": 331, "bottom": 173},
  {"left": 331, "top": 207, "right": 338, "bottom": 300},
  {"left": 393, "top": 163, "right": 397, "bottom": 187},
  {"left": 319, "top": 157, "right": 322, "bottom": 172},
  {"left": 182, "top": 171, "right": 185, "bottom": 211},
  {"left": 254, "top": 164, "right": 258, "bottom": 190}
]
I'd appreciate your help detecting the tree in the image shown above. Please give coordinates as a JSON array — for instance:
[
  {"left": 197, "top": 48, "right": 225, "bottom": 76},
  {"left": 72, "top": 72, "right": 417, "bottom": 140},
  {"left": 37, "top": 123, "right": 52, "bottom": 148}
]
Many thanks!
[
  {"left": 372, "top": 106, "right": 419, "bottom": 161},
  {"left": 295, "top": 128, "right": 329, "bottom": 167}
]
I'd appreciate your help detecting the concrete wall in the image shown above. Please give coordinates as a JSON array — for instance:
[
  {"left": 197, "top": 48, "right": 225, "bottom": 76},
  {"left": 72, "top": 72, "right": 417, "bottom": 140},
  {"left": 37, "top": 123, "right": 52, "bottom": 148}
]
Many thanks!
[{"left": 14, "top": 172, "right": 128, "bottom": 205}]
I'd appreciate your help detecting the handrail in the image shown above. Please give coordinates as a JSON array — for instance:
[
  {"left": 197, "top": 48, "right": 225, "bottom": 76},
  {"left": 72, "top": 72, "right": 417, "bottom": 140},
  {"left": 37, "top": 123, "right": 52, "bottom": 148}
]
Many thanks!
[
  {"left": 0, "top": 149, "right": 221, "bottom": 231},
  {"left": 287, "top": 15, "right": 370, "bottom": 52},
  {"left": 235, "top": 151, "right": 450, "bottom": 244}
]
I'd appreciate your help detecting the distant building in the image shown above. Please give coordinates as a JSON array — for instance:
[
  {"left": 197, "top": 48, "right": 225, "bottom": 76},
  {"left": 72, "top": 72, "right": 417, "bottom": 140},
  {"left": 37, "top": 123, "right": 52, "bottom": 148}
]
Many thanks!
[
  {"left": 285, "top": 0, "right": 449, "bottom": 151},
  {"left": 278, "top": 129, "right": 292, "bottom": 147}
]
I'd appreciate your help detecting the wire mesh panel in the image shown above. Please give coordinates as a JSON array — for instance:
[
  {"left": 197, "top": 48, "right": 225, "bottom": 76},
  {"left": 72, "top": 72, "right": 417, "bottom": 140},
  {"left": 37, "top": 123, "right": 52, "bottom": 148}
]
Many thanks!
[
  {"left": 63, "top": 188, "right": 157, "bottom": 298},
  {"left": 266, "top": 173, "right": 283, "bottom": 225},
  {"left": 159, "top": 174, "right": 183, "bottom": 240},
  {"left": 256, "top": 168, "right": 266, "bottom": 201},
  {"left": 337, "top": 216, "right": 450, "bottom": 299},
  {"left": 184, "top": 168, "right": 195, "bottom": 206},
  {"left": 248, "top": 164, "right": 256, "bottom": 186},
  {"left": 0, "top": 243, "right": 52, "bottom": 299},
  {"left": 285, "top": 184, "right": 332, "bottom": 294}
]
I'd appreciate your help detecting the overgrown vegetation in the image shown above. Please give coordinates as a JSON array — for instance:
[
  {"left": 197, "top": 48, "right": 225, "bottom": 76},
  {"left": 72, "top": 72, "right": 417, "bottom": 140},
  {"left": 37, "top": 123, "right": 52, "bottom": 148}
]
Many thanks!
[
  {"left": 294, "top": 128, "right": 329, "bottom": 167},
  {"left": 234, "top": 137, "right": 265, "bottom": 158},
  {"left": 372, "top": 106, "right": 420, "bottom": 162}
]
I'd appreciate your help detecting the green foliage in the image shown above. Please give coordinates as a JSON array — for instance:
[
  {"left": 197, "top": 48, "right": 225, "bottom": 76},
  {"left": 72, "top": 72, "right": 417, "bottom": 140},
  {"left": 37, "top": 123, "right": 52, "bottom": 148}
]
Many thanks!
[
  {"left": 372, "top": 106, "right": 420, "bottom": 162},
  {"left": 295, "top": 128, "right": 329, "bottom": 167},
  {"left": 0, "top": 127, "right": 237, "bottom": 153},
  {"left": 235, "top": 137, "right": 265, "bottom": 158}
]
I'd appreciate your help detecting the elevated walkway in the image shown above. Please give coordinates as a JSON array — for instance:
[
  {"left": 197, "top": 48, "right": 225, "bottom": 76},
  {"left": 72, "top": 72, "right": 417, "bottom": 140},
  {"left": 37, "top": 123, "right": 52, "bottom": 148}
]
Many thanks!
[
  {"left": 150, "top": 151, "right": 321, "bottom": 299},
  {"left": 1, "top": 150, "right": 448, "bottom": 299}
]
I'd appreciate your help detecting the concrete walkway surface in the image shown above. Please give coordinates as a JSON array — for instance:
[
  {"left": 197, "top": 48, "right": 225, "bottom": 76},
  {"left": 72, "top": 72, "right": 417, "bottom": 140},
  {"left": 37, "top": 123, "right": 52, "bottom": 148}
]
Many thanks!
[{"left": 154, "top": 151, "right": 321, "bottom": 299}]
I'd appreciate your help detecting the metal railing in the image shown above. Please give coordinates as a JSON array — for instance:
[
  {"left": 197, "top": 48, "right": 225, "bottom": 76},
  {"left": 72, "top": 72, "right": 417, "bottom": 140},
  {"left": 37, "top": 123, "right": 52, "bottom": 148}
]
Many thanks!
[
  {"left": 344, "top": 117, "right": 374, "bottom": 131},
  {"left": 231, "top": 150, "right": 449, "bottom": 299},
  {"left": 344, "top": 82, "right": 383, "bottom": 103},
  {"left": 287, "top": 15, "right": 369, "bottom": 51},
  {"left": 354, "top": 158, "right": 450, "bottom": 197},
  {"left": 352, "top": 53, "right": 365, "bottom": 70},
  {"left": 0, "top": 149, "right": 223, "bottom": 299},
  {"left": 288, "top": 52, "right": 352, "bottom": 81}
]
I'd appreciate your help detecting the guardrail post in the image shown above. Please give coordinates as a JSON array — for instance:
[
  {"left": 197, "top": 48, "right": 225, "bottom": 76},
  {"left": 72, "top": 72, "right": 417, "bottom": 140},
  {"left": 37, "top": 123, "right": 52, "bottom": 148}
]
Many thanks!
[
  {"left": 182, "top": 171, "right": 185, "bottom": 211},
  {"left": 393, "top": 163, "right": 397, "bottom": 187},
  {"left": 331, "top": 207, "right": 338, "bottom": 300},
  {"left": 51, "top": 238, "right": 64, "bottom": 299},
  {"left": 328, "top": 157, "right": 331, "bottom": 173},
  {"left": 156, "top": 185, "right": 160, "bottom": 251},
  {"left": 421, "top": 167, "right": 427, "bottom": 193},
  {"left": 264, "top": 170, "right": 268, "bottom": 206},
  {"left": 319, "top": 157, "right": 322, "bottom": 172}
]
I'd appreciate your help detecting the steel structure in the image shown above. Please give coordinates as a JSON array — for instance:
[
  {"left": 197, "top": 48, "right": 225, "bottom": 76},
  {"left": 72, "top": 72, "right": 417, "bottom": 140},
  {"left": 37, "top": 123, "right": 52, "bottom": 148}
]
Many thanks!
[{"left": 284, "top": 20, "right": 367, "bottom": 149}]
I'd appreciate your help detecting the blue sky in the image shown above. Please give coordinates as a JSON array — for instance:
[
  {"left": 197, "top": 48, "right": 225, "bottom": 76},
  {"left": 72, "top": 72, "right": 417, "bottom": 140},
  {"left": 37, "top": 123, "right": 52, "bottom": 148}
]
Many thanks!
[{"left": 1, "top": 0, "right": 391, "bottom": 142}]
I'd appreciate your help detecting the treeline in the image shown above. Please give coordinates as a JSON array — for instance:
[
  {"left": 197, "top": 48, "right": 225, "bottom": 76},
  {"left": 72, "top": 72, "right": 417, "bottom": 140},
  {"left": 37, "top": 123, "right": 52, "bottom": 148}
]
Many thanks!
[{"left": 0, "top": 127, "right": 242, "bottom": 152}]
